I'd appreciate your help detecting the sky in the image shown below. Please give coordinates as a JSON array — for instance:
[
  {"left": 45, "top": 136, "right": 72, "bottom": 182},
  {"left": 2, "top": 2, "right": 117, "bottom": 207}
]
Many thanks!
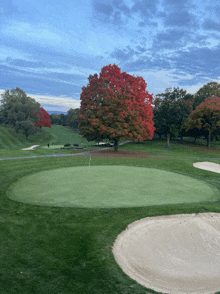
[{"left": 1, "top": 0, "right": 220, "bottom": 112}]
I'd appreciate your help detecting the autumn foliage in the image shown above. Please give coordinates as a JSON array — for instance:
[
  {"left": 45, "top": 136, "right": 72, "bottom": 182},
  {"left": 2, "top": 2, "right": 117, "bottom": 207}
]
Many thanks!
[
  {"left": 186, "top": 96, "right": 220, "bottom": 148},
  {"left": 193, "top": 82, "right": 220, "bottom": 109},
  {"left": 77, "top": 64, "right": 155, "bottom": 151},
  {"left": 34, "top": 107, "right": 51, "bottom": 128}
]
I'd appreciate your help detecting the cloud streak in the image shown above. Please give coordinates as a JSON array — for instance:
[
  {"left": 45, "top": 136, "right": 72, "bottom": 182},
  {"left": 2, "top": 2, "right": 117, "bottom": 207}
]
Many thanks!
[{"left": 1, "top": 0, "right": 220, "bottom": 111}]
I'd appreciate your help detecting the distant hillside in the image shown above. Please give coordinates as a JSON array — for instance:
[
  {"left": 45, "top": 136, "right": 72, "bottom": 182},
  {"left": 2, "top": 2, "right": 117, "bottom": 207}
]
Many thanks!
[{"left": 47, "top": 111, "right": 67, "bottom": 115}]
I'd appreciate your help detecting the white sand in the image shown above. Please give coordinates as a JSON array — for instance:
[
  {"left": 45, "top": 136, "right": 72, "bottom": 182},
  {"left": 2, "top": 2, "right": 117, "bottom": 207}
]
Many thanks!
[
  {"left": 193, "top": 161, "right": 220, "bottom": 173},
  {"left": 112, "top": 162, "right": 220, "bottom": 294},
  {"left": 112, "top": 213, "right": 220, "bottom": 294},
  {"left": 22, "top": 145, "right": 40, "bottom": 150}
]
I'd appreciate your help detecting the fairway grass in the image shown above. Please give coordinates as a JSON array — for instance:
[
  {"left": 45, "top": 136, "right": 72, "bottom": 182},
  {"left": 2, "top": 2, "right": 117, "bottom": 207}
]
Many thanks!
[
  {"left": 1, "top": 140, "right": 220, "bottom": 294},
  {"left": 40, "top": 144, "right": 65, "bottom": 149},
  {"left": 7, "top": 166, "right": 219, "bottom": 208}
]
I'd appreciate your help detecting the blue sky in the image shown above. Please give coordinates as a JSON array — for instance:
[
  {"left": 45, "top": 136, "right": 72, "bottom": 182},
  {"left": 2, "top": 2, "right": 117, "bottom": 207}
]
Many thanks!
[{"left": 1, "top": 0, "right": 220, "bottom": 112}]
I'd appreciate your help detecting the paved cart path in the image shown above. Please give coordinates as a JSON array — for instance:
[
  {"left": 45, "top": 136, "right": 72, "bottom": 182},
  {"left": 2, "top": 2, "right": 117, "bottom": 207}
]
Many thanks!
[{"left": 0, "top": 141, "right": 131, "bottom": 161}]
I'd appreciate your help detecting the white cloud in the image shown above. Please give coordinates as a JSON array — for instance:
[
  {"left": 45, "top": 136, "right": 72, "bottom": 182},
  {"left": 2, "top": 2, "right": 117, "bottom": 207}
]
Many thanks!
[
  {"left": 185, "top": 77, "right": 220, "bottom": 94},
  {"left": 29, "top": 93, "right": 80, "bottom": 109},
  {"left": 0, "top": 90, "right": 80, "bottom": 110}
]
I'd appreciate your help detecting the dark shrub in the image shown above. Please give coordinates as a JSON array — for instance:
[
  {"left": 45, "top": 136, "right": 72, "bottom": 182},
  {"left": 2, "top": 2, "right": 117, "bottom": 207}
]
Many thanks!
[
  {"left": 64, "top": 143, "right": 71, "bottom": 147},
  {"left": 73, "top": 144, "right": 79, "bottom": 147}
]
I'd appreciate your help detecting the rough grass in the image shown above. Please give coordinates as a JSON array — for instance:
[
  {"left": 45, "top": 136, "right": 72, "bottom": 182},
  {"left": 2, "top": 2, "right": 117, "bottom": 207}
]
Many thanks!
[
  {"left": 1, "top": 132, "right": 220, "bottom": 294},
  {"left": 119, "top": 137, "right": 220, "bottom": 158}
]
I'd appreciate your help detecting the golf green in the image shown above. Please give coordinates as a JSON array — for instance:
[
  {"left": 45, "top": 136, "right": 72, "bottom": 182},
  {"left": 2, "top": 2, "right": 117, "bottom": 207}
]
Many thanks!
[{"left": 7, "top": 166, "right": 219, "bottom": 208}]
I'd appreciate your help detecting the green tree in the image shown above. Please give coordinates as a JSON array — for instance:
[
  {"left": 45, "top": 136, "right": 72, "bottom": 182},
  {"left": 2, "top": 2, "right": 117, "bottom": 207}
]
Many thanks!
[
  {"left": 193, "top": 82, "right": 220, "bottom": 110},
  {"left": 0, "top": 87, "right": 41, "bottom": 138},
  {"left": 153, "top": 87, "right": 193, "bottom": 148},
  {"left": 186, "top": 96, "right": 220, "bottom": 148},
  {"left": 49, "top": 114, "right": 61, "bottom": 125},
  {"left": 15, "top": 120, "right": 38, "bottom": 139},
  {"left": 66, "top": 108, "right": 79, "bottom": 129},
  {"left": 59, "top": 113, "right": 67, "bottom": 126}
]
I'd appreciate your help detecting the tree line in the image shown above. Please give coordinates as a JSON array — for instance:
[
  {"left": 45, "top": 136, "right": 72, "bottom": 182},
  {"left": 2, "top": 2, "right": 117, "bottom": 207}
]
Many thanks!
[
  {"left": 77, "top": 64, "right": 220, "bottom": 150},
  {"left": 1, "top": 65, "right": 220, "bottom": 149},
  {"left": 153, "top": 82, "right": 220, "bottom": 148},
  {"left": 49, "top": 108, "right": 79, "bottom": 130},
  {"left": 0, "top": 88, "right": 51, "bottom": 138},
  {"left": 0, "top": 88, "right": 80, "bottom": 139}
]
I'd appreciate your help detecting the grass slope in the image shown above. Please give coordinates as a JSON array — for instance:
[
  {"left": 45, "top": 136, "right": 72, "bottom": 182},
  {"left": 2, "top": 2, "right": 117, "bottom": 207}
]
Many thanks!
[
  {"left": 1, "top": 139, "right": 220, "bottom": 294},
  {"left": 0, "top": 125, "right": 27, "bottom": 149},
  {"left": 0, "top": 125, "right": 94, "bottom": 158},
  {"left": 42, "top": 125, "right": 88, "bottom": 146}
]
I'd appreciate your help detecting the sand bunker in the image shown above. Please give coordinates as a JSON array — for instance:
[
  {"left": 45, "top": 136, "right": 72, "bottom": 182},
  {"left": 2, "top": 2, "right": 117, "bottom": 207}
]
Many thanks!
[
  {"left": 112, "top": 213, "right": 220, "bottom": 294},
  {"left": 193, "top": 162, "right": 220, "bottom": 174},
  {"left": 22, "top": 145, "right": 40, "bottom": 150}
]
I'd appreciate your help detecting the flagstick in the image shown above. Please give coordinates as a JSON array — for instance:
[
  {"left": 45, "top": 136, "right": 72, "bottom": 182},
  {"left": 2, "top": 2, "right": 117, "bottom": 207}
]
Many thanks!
[{"left": 89, "top": 155, "right": 91, "bottom": 169}]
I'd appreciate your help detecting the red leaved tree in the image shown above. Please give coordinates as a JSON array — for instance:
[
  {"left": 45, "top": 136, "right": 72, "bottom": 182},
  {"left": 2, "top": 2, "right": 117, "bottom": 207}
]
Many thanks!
[
  {"left": 34, "top": 107, "right": 51, "bottom": 128},
  {"left": 77, "top": 64, "right": 155, "bottom": 151},
  {"left": 186, "top": 96, "right": 220, "bottom": 148}
]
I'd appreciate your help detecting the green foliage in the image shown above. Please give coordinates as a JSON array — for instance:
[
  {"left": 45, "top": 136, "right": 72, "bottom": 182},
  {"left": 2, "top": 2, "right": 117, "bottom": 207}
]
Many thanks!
[
  {"left": 0, "top": 88, "right": 41, "bottom": 138},
  {"left": 59, "top": 113, "right": 67, "bottom": 126},
  {"left": 15, "top": 119, "right": 38, "bottom": 139},
  {"left": 193, "top": 82, "right": 220, "bottom": 110},
  {"left": 50, "top": 113, "right": 68, "bottom": 126},
  {"left": 49, "top": 113, "right": 62, "bottom": 125},
  {"left": 66, "top": 108, "right": 79, "bottom": 129},
  {"left": 153, "top": 87, "right": 193, "bottom": 147}
]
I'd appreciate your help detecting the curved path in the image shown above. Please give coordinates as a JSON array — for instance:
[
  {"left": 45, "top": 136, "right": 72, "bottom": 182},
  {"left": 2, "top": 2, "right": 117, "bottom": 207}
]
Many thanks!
[
  {"left": 1, "top": 140, "right": 220, "bottom": 161},
  {"left": 0, "top": 141, "right": 131, "bottom": 161}
]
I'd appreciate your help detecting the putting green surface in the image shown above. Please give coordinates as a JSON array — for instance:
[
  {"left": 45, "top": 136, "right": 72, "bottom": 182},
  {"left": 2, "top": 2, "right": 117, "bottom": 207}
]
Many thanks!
[{"left": 7, "top": 166, "right": 219, "bottom": 208}]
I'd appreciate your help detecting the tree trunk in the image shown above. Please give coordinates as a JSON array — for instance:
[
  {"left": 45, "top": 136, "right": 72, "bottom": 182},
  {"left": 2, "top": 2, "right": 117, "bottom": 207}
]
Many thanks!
[
  {"left": 114, "top": 140, "right": 118, "bottom": 152},
  {"left": 166, "top": 133, "right": 170, "bottom": 148},
  {"left": 180, "top": 133, "right": 184, "bottom": 144},
  {"left": 207, "top": 130, "right": 211, "bottom": 148}
]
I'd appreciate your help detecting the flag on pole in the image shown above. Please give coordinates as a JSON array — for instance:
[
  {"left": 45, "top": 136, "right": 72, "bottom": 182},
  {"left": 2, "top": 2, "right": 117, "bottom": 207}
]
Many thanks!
[{"left": 89, "top": 155, "right": 91, "bottom": 169}]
